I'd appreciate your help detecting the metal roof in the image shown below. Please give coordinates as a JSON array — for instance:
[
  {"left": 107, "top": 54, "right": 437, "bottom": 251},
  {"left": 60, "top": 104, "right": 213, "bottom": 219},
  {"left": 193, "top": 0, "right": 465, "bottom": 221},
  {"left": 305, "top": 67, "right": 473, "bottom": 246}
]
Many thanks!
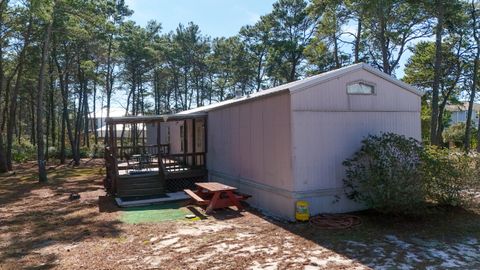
[
  {"left": 105, "top": 113, "right": 207, "bottom": 124},
  {"left": 178, "top": 63, "right": 424, "bottom": 115}
]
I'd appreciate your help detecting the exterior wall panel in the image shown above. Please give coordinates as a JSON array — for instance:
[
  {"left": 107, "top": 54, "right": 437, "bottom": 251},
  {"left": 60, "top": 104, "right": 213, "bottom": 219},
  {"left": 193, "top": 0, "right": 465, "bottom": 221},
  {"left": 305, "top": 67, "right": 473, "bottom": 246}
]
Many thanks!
[
  {"left": 290, "top": 69, "right": 422, "bottom": 216},
  {"left": 292, "top": 69, "right": 420, "bottom": 112},
  {"left": 207, "top": 93, "right": 294, "bottom": 217}
]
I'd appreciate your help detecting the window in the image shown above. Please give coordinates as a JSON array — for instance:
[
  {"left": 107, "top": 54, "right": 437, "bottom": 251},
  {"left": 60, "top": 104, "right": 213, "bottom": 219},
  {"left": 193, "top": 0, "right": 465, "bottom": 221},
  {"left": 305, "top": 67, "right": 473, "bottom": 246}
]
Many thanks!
[{"left": 347, "top": 82, "right": 375, "bottom": 95}]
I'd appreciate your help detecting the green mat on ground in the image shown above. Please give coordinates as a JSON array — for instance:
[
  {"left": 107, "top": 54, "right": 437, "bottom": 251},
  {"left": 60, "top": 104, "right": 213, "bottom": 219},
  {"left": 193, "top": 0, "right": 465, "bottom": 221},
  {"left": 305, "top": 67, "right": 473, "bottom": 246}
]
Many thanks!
[{"left": 120, "top": 202, "right": 196, "bottom": 224}]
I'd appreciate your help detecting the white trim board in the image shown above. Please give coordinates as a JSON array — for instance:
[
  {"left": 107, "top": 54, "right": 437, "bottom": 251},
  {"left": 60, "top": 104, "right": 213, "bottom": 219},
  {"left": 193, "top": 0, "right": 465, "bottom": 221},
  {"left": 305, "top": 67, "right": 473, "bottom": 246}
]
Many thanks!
[
  {"left": 115, "top": 191, "right": 189, "bottom": 207},
  {"left": 209, "top": 170, "right": 345, "bottom": 199}
]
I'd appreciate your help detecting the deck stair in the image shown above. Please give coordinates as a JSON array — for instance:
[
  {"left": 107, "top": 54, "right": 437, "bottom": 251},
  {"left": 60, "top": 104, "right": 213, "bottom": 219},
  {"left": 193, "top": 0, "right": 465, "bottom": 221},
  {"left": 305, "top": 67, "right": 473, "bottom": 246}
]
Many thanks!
[
  {"left": 163, "top": 158, "right": 189, "bottom": 172},
  {"left": 117, "top": 174, "right": 165, "bottom": 197}
]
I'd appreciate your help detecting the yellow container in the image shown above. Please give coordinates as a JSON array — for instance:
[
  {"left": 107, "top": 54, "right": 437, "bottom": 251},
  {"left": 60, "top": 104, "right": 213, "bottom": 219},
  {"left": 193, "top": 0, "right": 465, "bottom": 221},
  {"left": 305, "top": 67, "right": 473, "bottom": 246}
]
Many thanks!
[{"left": 295, "top": 200, "right": 310, "bottom": 221}]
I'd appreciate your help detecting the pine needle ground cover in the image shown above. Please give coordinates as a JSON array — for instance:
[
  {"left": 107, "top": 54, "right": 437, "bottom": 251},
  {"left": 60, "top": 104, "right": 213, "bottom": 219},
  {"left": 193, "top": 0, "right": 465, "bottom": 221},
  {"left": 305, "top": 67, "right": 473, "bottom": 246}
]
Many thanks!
[{"left": 2, "top": 159, "right": 480, "bottom": 269}]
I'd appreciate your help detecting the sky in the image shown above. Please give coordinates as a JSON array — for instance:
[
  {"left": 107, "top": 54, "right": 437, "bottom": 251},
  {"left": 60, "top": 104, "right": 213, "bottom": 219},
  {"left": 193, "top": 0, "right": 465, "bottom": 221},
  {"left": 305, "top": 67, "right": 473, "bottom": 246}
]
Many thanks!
[
  {"left": 124, "top": 0, "right": 420, "bottom": 78},
  {"left": 124, "top": 0, "right": 277, "bottom": 37},
  {"left": 101, "top": 1, "right": 278, "bottom": 116},
  {"left": 104, "top": 0, "right": 427, "bottom": 115}
]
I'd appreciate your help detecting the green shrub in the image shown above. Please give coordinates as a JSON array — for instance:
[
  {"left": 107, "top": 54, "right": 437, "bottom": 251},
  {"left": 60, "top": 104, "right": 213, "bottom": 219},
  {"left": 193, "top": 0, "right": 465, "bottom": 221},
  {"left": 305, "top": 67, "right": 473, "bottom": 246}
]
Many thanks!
[
  {"left": 443, "top": 122, "right": 478, "bottom": 148},
  {"left": 89, "top": 143, "right": 105, "bottom": 158},
  {"left": 343, "top": 133, "right": 480, "bottom": 215},
  {"left": 12, "top": 139, "right": 37, "bottom": 163},
  {"left": 421, "top": 147, "right": 479, "bottom": 206},
  {"left": 79, "top": 146, "right": 90, "bottom": 158},
  {"left": 47, "top": 146, "right": 60, "bottom": 159},
  {"left": 343, "top": 133, "right": 425, "bottom": 214}
]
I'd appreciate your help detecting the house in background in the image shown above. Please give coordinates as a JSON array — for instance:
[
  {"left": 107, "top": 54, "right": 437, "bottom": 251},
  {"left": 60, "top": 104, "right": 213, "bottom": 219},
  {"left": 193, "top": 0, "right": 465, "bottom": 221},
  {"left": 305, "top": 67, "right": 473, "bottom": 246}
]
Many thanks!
[
  {"left": 445, "top": 102, "right": 480, "bottom": 128},
  {"left": 87, "top": 116, "right": 106, "bottom": 133},
  {"left": 104, "top": 63, "right": 423, "bottom": 220}
]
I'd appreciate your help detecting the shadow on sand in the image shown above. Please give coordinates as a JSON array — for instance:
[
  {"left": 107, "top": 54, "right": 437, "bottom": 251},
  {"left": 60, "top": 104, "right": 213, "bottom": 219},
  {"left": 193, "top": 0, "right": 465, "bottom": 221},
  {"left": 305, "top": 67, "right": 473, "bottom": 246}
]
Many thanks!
[{"left": 0, "top": 162, "right": 123, "bottom": 269}]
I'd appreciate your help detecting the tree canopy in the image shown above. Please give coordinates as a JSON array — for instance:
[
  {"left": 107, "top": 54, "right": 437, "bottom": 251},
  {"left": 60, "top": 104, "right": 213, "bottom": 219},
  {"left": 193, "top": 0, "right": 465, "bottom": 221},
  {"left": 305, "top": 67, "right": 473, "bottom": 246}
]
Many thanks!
[{"left": 0, "top": 0, "right": 479, "bottom": 179}]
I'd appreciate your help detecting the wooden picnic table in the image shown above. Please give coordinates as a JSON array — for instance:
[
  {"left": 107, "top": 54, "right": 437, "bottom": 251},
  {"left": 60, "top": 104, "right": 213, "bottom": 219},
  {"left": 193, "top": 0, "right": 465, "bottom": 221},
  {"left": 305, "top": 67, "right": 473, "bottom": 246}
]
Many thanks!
[{"left": 184, "top": 182, "right": 247, "bottom": 214}]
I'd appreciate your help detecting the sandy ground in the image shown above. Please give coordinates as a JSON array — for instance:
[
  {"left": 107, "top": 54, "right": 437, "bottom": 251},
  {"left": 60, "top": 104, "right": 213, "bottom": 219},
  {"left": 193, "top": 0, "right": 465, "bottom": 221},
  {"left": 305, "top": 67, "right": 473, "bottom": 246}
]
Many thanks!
[{"left": 1, "top": 160, "right": 480, "bottom": 269}]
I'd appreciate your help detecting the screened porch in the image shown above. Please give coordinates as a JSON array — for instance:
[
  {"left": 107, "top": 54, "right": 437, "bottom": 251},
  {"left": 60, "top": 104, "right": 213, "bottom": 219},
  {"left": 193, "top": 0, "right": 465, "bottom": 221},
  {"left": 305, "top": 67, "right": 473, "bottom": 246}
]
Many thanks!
[{"left": 103, "top": 113, "right": 208, "bottom": 198}]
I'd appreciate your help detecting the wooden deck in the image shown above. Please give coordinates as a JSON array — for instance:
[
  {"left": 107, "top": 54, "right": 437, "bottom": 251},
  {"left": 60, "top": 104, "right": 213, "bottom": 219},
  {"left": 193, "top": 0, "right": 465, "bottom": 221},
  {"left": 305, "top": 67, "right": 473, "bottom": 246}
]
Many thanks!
[
  {"left": 116, "top": 168, "right": 208, "bottom": 197},
  {"left": 103, "top": 114, "right": 208, "bottom": 199},
  {"left": 117, "top": 173, "right": 165, "bottom": 197},
  {"left": 114, "top": 153, "right": 207, "bottom": 197},
  {"left": 117, "top": 157, "right": 191, "bottom": 176}
]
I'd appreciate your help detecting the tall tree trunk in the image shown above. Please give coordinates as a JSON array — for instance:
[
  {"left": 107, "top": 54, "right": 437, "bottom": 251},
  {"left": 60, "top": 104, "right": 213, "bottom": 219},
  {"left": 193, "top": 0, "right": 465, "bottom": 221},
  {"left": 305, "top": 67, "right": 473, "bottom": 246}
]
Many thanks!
[
  {"left": 63, "top": 77, "right": 76, "bottom": 163},
  {"left": 332, "top": 13, "right": 340, "bottom": 68},
  {"left": 60, "top": 110, "right": 66, "bottom": 164},
  {"left": 378, "top": 12, "right": 390, "bottom": 74},
  {"left": 104, "top": 33, "right": 114, "bottom": 145},
  {"left": 437, "top": 92, "right": 450, "bottom": 145},
  {"left": 6, "top": 15, "right": 33, "bottom": 170},
  {"left": 1, "top": 76, "right": 12, "bottom": 131},
  {"left": 73, "top": 78, "right": 83, "bottom": 165},
  {"left": 354, "top": 18, "right": 362, "bottom": 63},
  {"left": 93, "top": 67, "right": 98, "bottom": 145},
  {"left": 54, "top": 48, "right": 75, "bottom": 165},
  {"left": 30, "top": 92, "right": 35, "bottom": 145},
  {"left": 49, "top": 66, "right": 56, "bottom": 147},
  {"left": 0, "top": 135, "right": 6, "bottom": 172},
  {"left": 464, "top": 53, "right": 478, "bottom": 151},
  {"left": 256, "top": 52, "right": 264, "bottom": 91},
  {"left": 333, "top": 33, "right": 340, "bottom": 68},
  {"left": 83, "top": 79, "right": 89, "bottom": 149},
  {"left": 37, "top": 21, "right": 53, "bottom": 183},
  {"left": 153, "top": 69, "right": 158, "bottom": 114},
  {"left": 288, "top": 56, "right": 298, "bottom": 82},
  {"left": 0, "top": 0, "right": 8, "bottom": 173},
  {"left": 430, "top": 1, "right": 444, "bottom": 146},
  {"left": 45, "top": 88, "right": 50, "bottom": 160},
  {"left": 466, "top": 0, "right": 479, "bottom": 152}
]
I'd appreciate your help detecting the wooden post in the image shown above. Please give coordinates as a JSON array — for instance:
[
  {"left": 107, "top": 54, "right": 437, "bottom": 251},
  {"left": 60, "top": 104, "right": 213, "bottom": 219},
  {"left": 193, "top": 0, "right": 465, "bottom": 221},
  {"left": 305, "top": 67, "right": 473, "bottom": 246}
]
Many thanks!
[
  {"left": 204, "top": 117, "right": 207, "bottom": 167},
  {"left": 112, "top": 124, "right": 117, "bottom": 159},
  {"left": 192, "top": 118, "right": 196, "bottom": 167},
  {"left": 119, "top": 124, "right": 124, "bottom": 160},
  {"left": 183, "top": 119, "right": 188, "bottom": 166},
  {"left": 142, "top": 122, "right": 146, "bottom": 154},
  {"left": 110, "top": 123, "right": 118, "bottom": 194},
  {"left": 157, "top": 121, "right": 165, "bottom": 178}
]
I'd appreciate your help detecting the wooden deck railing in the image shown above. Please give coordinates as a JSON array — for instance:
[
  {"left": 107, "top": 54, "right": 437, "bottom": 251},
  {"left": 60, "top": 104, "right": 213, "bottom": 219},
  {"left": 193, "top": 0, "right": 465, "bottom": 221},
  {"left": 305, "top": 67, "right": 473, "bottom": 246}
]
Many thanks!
[
  {"left": 162, "top": 152, "right": 206, "bottom": 172},
  {"left": 117, "top": 144, "right": 170, "bottom": 159}
]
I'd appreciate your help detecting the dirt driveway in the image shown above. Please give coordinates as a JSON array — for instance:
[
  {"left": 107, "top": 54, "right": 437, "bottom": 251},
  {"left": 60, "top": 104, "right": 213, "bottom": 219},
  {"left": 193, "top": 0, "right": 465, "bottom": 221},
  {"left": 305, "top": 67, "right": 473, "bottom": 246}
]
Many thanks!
[{"left": 1, "top": 160, "right": 480, "bottom": 269}]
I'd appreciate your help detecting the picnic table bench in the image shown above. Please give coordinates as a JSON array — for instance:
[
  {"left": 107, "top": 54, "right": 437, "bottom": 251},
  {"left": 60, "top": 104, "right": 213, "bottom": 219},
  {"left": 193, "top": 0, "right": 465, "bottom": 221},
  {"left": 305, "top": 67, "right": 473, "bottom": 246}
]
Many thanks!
[{"left": 184, "top": 182, "right": 250, "bottom": 214}]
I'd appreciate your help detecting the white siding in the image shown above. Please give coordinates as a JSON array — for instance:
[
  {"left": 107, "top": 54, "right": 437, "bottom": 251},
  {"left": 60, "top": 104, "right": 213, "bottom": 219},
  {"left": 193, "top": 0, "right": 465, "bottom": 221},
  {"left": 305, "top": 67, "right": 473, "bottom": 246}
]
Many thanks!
[
  {"left": 450, "top": 111, "right": 479, "bottom": 127},
  {"left": 291, "top": 111, "right": 420, "bottom": 191},
  {"left": 290, "top": 69, "right": 422, "bottom": 215},
  {"left": 292, "top": 69, "right": 420, "bottom": 112},
  {"left": 207, "top": 93, "right": 294, "bottom": 217}
]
